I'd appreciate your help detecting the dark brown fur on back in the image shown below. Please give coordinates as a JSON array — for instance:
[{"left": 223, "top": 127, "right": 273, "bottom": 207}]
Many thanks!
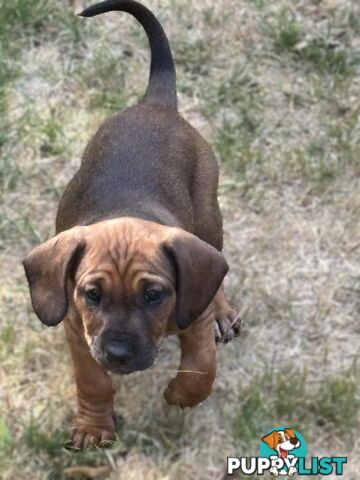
[{"left": 56, "top": 103, "right": 223, "bottom": 252}]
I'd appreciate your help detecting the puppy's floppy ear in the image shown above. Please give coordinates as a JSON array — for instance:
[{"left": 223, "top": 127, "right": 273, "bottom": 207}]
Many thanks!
[
  {"left": 262, "top": 431, "right": 277, "bottom": 450},
  {"left": 23, "top": 227, "right": 86, "bottom": 327},
  {"left": 164, "top": 230, "right": 228, "bottom": 329},
  {"left": 285, "top": 428, "right": 296, "bottom": 438}
]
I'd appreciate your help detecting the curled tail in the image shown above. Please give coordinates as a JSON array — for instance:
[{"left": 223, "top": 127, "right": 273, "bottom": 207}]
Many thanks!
[{"left": 80, "top": 0, "right": 177, "bottom": 110}]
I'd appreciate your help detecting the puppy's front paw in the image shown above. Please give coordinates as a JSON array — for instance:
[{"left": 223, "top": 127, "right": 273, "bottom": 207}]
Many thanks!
[
  {"left": 64, "top": 417, "right": 117, "bottom": 452},
  {"left": 164, "top": 378, "right": 211, "bottom": 409},
  {"left": 214, "top": 306, "right": 242, "bottom": 344}
]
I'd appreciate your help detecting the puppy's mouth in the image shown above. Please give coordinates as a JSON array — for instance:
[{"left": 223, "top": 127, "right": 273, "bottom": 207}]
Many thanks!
[
  {"left": 279, "top": 447, "right": 288, "bottom": 459},
  {"left": 107, "top": 365, "right": 136, "bottom": 375},
  {"left": 90, "top": 343, "right": 157, "bottom": 375},
  {"left": 104, "top": 359, "right": 154, "bottom": 375}
]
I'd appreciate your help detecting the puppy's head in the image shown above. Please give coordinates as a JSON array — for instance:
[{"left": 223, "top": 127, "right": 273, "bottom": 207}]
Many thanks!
[
  {"left": 23, "top": 218, "right": 228, "bottom": 374},
  {"left": 262, "top": 429, "right": 300, "bottom": 458}
]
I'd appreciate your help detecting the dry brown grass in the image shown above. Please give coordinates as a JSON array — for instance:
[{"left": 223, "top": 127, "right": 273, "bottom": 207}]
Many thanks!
[{"left": 0, "top": 0, "right": 359, "bottom": 479}]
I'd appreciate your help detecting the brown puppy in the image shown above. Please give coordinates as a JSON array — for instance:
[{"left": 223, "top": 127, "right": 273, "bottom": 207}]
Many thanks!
[{"left": 23, "top": 0, "right": 240, "bottom": 451}]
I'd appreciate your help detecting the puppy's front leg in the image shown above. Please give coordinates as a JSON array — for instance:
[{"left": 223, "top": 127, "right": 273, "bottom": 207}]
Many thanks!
[
  {"left": 64, "top": 319, "right": 117, "bottom": 451},
  {"left": 213, "top": 284, "right": 241, "bottom": 343},
  {"left": 164, "top": 312, "right": 216, "bottom": 408}
]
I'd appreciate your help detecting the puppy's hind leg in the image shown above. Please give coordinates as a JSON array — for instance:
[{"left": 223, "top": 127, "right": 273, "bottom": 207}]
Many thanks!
[
  {"left": 164, "top": 313, "right": 217, "bottom": 408},
  {"left": 213, "top": 284, "right": 241, "bottom": 344}
]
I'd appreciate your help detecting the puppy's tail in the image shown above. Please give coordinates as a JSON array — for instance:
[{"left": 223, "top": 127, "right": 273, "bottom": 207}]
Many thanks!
[{"left": 79, "top": 0, "right": 177, "bottom": 110}]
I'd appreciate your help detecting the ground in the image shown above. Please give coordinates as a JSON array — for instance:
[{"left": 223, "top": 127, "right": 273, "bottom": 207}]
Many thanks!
[{"left": 0, "top": 0, "right": 359, "bottom": 479}]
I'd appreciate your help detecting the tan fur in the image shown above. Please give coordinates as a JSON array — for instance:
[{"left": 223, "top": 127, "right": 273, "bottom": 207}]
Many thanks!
[{"left": 24, "top": 218, "right": 232, "bottom": 449}]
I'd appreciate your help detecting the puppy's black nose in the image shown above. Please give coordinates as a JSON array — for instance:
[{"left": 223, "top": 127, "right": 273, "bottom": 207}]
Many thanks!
[
  {"left": 106, "top": 340, "right": 133, "bottom": 364},
  {"left": 290, "top": 437, "right": 299, "bottom": 446}
]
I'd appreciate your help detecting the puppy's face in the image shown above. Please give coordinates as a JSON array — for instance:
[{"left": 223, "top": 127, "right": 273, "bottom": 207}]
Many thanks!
[
  {"left": 73, "top": 222, "right": 176, "bottom": 374},
  {"left": 23, "top": 218, "right": 228, "bottom": 375}
]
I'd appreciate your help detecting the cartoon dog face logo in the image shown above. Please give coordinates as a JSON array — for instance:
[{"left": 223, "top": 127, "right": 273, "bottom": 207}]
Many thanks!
[{"left": 262, "top": 429, "right": 300, "bottom": 459}]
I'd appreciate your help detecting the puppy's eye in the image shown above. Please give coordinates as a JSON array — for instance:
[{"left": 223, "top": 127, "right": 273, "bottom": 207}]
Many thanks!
[
  {"left": 86, "top": 287, "right": 101, "bottom": 304},
  {"left": 143, "top": 289, "right": 163, "bottom": 304}
]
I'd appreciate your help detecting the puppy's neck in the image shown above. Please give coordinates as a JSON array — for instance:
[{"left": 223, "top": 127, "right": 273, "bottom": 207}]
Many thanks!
[{"left": 85, "top": 202, "right": 185, "bottom": 231}]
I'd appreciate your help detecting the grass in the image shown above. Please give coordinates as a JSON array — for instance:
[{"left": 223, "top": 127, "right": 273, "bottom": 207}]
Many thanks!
[
  {"left": 267, "top": 10, "right": 360, "bottom": 76},
  {"left": 215, "top": 119, "right": 261, "bottom": 177},
  {"left": 233, "top": 366, "right": 360, "bottom": 455},
  {"left": 272, "top": 18, "right": 301, "bottom": 52},
  {"left": 300, "top": 40, "right": 359, "bottom": 75},
  {"left": 0, "top": 0, "right": 51, "bottom": 37},
  {"left": 0, "top": 417, "right": 13, "bottom": 452},
  {"left": 0, "top": 0, "right": 359, "bottom": 479}
]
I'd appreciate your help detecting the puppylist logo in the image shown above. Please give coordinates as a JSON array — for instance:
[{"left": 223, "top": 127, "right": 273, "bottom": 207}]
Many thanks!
[{"left": 227, "top": 427, "right": 347, "bottom": 476}]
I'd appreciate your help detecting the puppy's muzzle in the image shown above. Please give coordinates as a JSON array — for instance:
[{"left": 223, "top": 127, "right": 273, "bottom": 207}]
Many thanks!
[
  {"left": 95, "top": 332, "right": 157, "bottom": 374},
  {"left": 106, "top": 338, "right": 133, "bottom": 365}
]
